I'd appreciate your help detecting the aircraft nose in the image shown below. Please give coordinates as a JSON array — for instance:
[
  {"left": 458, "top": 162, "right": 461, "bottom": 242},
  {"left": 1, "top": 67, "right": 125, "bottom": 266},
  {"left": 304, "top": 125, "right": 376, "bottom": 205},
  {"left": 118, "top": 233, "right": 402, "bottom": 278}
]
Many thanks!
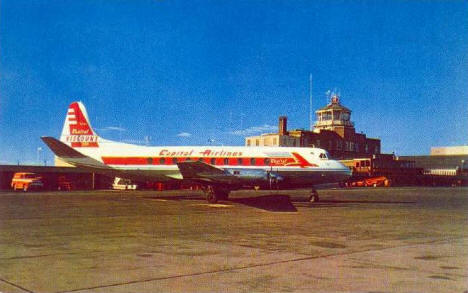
[{"left": 334, "top": 160, "right": 352, "bottom": 177}]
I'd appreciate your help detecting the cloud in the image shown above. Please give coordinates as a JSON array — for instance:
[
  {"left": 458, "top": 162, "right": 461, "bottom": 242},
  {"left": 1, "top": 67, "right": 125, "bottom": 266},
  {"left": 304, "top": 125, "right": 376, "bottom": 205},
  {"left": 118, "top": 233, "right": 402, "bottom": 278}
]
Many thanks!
[
  {"left": 176, "top": 132, "right": 192, "bottom": 137},
  {"left": 122, "top": 139, "right": 147, "bottom": 144},
  {"left": 96, "top": 126, "right": 126, "bottom": 132},
  {"left": 229, "top": 124, "right": 277, "bottom": 136}
]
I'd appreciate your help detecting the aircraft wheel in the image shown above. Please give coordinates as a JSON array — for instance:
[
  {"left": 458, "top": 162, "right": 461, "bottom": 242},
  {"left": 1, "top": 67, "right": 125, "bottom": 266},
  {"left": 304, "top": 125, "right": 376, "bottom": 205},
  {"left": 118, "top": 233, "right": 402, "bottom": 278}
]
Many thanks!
[
  {"left": 205, "top": 186, "right": 218, "bottom": 204},
  {"left": 206, "top": 191, "right": 218, "bottom": 204},
  {"left": 309, "top": 189, "right": 319, "bottom": 203}
]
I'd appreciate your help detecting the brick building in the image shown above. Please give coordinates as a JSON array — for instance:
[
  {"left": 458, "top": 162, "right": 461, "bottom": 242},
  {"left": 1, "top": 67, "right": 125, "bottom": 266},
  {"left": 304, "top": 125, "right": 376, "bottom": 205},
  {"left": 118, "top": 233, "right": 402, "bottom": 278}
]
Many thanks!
[{"left": 245, "top": 95, "right": 381, "bottom": 159}]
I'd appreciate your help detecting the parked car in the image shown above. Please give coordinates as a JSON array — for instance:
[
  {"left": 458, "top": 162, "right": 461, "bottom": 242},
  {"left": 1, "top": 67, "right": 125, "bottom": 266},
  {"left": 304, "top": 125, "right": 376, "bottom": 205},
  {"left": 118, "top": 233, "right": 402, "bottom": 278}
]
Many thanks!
[
  {"left": 112, "top": 177, "right": 138, "bottom": 190},
  {"left": 11, "top": 172, "right": 44, "bottom": 191},
  {"left": 347, "top": 176, "right": 391, "bottom": 187}
]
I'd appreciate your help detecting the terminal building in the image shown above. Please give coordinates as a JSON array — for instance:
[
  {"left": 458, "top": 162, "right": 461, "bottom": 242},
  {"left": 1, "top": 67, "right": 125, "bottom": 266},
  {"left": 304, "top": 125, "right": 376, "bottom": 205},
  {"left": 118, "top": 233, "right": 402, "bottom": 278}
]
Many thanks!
[{"left": 245, "top": 95, "right": 381, "bottom": 159}]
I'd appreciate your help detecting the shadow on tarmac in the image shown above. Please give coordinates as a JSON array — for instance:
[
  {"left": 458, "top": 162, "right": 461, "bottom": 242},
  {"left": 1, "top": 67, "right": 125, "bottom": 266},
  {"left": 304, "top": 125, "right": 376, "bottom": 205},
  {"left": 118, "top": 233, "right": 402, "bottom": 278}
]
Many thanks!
[
  {"left": 230, "top": 195, "right": 297, "bottom": 212},
  {"left": 143, "top": 194, "right": 414, "bottom": 212},
  {"left": 144, "top": 194, "right": 298, "bottom": 212}
]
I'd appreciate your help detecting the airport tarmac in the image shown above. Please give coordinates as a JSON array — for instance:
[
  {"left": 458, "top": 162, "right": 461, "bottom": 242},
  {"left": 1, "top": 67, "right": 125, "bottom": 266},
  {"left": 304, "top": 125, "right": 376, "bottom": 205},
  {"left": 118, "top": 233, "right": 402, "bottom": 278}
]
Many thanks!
[{"left": 0, "top": 187, "right": 467, "bottom": 293}]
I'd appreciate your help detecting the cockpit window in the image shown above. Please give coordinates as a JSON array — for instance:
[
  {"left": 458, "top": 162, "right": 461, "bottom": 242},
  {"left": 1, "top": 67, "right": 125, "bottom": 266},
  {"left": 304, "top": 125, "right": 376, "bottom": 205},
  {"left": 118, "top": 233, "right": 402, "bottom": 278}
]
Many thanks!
[{"left": 319, "top": 152, "right": 328, "bottom": 159}]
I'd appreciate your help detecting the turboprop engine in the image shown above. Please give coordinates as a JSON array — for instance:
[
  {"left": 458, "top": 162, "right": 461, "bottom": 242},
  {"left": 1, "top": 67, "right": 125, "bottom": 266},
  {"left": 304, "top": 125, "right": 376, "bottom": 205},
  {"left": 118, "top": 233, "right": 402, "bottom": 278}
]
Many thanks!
[{"left": 226, "top": 169, "right": 284, "bottom": 186}]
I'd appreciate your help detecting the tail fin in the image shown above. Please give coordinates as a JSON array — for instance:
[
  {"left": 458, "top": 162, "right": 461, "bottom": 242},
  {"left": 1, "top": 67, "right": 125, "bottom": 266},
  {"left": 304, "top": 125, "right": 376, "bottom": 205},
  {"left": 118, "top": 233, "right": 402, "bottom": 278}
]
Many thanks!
[{"left": 60, "top": 102, "right": 100, "bottom": 148}]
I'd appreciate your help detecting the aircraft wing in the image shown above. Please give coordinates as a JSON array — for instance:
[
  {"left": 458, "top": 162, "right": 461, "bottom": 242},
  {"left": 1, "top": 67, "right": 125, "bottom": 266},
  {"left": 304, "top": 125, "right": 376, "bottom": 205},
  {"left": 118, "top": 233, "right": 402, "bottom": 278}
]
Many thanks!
[{"left": 176, "top": 160, "right": 237, "bottom": 184}]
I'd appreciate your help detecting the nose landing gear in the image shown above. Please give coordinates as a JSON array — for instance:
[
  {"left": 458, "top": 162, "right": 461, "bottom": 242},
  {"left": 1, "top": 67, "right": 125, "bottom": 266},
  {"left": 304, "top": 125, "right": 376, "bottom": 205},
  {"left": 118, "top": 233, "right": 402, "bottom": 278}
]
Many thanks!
[{"left": 309, "top": 189, "right": 320, "bottom": 203}]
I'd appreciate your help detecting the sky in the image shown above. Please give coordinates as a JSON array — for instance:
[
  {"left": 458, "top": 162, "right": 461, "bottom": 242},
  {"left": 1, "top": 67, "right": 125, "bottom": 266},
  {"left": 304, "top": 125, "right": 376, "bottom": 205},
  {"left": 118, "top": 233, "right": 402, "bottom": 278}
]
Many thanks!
[{"left": 1, "top": 0, "right": 467, "bottom": 165}]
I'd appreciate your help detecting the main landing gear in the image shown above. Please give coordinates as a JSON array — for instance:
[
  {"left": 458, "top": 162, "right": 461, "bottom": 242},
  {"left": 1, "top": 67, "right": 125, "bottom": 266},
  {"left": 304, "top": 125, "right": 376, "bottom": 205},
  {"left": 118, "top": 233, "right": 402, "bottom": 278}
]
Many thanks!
[
  {"left": 204, "top": 185, "right": 230, "bottom": 204},
  {"left": 309, "top": 188, "right": 320, "bottom": 203}
]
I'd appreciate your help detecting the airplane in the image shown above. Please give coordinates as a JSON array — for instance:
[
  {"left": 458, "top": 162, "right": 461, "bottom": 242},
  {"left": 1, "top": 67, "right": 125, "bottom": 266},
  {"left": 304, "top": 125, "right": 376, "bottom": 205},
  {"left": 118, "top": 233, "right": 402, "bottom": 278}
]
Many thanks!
[{"left": 41, "top": 102, "right": 351, "bottom": 203}]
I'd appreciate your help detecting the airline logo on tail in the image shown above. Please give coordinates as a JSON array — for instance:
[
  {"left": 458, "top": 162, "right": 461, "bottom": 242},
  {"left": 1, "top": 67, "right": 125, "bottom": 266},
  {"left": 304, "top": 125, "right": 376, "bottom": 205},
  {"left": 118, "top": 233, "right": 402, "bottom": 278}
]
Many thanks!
[{"left": 63, "top": 102, "right": 99, "bottom": 148}]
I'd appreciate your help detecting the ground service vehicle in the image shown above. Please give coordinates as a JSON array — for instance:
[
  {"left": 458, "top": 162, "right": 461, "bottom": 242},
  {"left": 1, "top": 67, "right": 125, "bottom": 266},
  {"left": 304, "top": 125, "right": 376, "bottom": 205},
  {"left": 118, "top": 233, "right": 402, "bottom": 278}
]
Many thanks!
[
  {"left": 11, "top": 172, "right": 44, "bottom": 191},
  {"left": 112, "top": 177, "right": 138, "bottom": 190},
  {"left": 57, "top": 175, "right": 73, "bottom": 191},
  {"left": 347, "top": 176, "right": 391, "bottom": 187}
]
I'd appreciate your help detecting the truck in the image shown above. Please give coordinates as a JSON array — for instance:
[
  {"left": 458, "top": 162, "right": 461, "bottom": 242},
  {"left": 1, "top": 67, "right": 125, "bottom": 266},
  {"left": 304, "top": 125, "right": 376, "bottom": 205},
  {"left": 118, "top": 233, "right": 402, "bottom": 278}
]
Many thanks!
[
  {"left": 11, "top": 172, "right": 44, "bottom": 191},
  {"left": 112, "top": 177, "right": 138, "bottom": 190},
  {"left": 341, "top": 154, "right": 422, "bottom": 187}
]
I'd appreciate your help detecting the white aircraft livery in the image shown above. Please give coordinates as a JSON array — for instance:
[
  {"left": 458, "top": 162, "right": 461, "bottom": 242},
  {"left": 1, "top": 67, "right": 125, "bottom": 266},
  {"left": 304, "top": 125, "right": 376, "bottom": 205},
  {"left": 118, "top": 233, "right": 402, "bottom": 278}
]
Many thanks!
[{"left": 42, "top": 102, "right": 351, "bottom": 203}]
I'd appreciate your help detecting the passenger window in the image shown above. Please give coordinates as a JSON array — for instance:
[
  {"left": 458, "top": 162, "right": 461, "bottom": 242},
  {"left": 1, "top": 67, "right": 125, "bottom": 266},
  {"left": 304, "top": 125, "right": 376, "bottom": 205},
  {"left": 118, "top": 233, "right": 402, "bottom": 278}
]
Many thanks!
[
  {"left": 160, "top": 158, "right": 165, "bottom": 164},
  {"left": 147, "top": 158, "right": 153, "bottom": 164},
  {"left": 173, "top": 158, "right": 178, "bottom": 164},
  {"left": 264, "top": 158, "right": 270, "bottom": 166},
  {"left": 250, "top": 158, "right": 256, "bottom": 165},
  {"left": 237, "top": 158, "right": 243, "bottom": 165},
  {"left": 224, "top": 158, "right": 229, "bottom": 165},
  {"left": 210, "top": 158, "right": 216, "bottom": 165}
]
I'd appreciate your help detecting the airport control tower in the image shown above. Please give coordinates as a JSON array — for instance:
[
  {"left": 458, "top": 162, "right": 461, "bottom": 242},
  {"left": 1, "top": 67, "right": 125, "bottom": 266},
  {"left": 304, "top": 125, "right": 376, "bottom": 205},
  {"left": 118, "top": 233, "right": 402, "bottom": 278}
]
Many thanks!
[{"left": 314, "top": 95, "right": 355, "bottom": 139}]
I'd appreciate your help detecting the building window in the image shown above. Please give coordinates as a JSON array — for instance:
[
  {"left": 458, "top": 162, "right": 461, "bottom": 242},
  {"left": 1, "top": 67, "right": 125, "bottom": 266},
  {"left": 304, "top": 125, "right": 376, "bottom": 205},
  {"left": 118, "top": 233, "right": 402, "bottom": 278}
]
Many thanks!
[
  {"left": 273, "top": 138, "right": 277, "bottom": 145},
  {"left": 316, "top": 139, "right": 320, "bottom": 147},
  {"left": 365, "top": 144, "right": 369, "bottom": 153},
  {"left": 247, "top": 139, "right": 251, "bottom": 146},
  {"left": 256, "top": 139, "right": 259, "bottom": 146}
]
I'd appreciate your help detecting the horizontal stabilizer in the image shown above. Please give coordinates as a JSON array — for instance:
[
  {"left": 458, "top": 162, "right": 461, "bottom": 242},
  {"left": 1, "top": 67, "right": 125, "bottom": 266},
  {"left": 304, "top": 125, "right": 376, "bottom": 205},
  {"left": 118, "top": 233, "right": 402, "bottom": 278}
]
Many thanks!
[
  {"left": 41, "top": 137, "right": 110, "bottom": 170},
  {"left": 42, "top": 137, "right": 88, "bottom": 158}
]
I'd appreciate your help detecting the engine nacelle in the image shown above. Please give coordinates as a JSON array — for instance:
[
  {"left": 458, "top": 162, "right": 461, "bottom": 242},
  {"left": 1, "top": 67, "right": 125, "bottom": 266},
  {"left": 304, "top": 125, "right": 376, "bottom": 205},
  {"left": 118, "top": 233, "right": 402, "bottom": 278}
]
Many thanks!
[{"left": 225, "top": 168, "right": 284, "bottom": 186}]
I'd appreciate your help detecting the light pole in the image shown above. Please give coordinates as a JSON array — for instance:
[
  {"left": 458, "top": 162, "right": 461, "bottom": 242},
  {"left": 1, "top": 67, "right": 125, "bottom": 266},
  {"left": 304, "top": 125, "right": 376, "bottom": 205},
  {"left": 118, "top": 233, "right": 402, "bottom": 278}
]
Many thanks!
[{"left": 37, "top": 147, "right": 42, "bottom": 165}]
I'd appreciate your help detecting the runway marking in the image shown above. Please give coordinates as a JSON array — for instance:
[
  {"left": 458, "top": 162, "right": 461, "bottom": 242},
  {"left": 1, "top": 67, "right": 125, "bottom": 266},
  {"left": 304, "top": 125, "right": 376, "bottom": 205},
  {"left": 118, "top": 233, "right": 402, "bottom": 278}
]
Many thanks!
[
  {"left": 55, "top": 237, "right": 466, "bottom": 293},
  {"left": 0, "top": 277, "right": 34, "bottom": 293},
  {"left": 191, "top": 203, "right": 233, "bottom": 208}
]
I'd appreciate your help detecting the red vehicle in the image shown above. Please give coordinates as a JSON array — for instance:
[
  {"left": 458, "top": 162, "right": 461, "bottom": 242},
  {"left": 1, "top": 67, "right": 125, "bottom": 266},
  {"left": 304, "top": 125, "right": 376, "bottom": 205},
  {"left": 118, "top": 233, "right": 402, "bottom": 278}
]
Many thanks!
[
  {"left": 11, "top": 172, "right": 44, "bottom": 191},
  {"left": 57, "top": 176, "right": 73, "bottom": 191},
  {"left": 347, "top": 176, "right": 391, "bottom": 187}
]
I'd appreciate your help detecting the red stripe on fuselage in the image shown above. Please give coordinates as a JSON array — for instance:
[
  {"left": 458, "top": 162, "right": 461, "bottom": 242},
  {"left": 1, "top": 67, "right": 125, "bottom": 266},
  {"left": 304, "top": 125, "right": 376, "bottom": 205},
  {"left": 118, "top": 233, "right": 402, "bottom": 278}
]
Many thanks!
[{"left": 101, "top": 156, "right": 318, "bottom": 167}]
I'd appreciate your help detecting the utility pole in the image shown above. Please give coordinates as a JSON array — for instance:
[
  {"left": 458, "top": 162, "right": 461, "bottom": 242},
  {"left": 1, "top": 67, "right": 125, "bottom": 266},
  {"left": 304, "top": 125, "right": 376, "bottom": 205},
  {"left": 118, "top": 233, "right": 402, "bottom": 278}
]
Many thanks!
[
  {"left": 36, "top": 147, "right": 42, "bottom": 165},
  {"left": 309, "top": 74, "right": 313, "bottom": 131}
]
